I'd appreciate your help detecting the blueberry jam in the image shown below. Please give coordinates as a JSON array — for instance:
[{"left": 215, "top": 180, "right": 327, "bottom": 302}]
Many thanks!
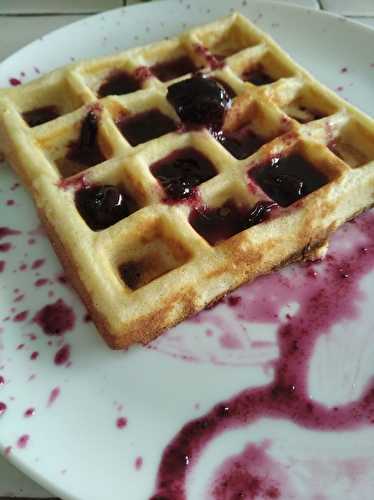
[
  {"left": 34, "top": 299, "right": 75, "bottom": 335},
  {"left": 117, "top": 108, "right": 177, "bottom": 147},
  {"left": 212, "top": 78, "right": 236, "bottom": 99},
  {"left": 66, "top": 110, "right": 106, "bottom": 170},
  {"left": 189, "top": 200, "right": 276, "bottom": 245},
  {"left": 151, "top": 147, "right": 217, "bottom": 201},
  {"left": 151, "top": 211, "right": 374, "bottom": 500},
  {"left": 22, "top": 105, "right": 59, "bottom": 127},
  {"left": 75, "top": 185, "right": 136, "bottom": 231},
  {"left": 54, "top": 344, "right": 71, "bottom": 366},
  {"left": 210, "top": 441, "right": 290, "bottom": 499},
  {"left": 151, "top": 55, "right": 198, "bottom": 82},
  {"left": 216, "top": 125, "right": 265, "bottom": 160},
  {"left": 250, "top": 154, "right": 328, "bottom": 207},
  {"left": 242, "top": 64, "right": 275, "bottom": 86},
  {"left": 167, "top": 75, "right": 231, "bottom": 131},
  {"left": 97, "top": 70, "right": 140, "bottom": 97}
]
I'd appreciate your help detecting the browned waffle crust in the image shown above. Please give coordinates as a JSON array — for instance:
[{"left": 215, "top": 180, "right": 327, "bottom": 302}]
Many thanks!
[{"left": 1, "top": 13, "right": 373, "bottom": 348}]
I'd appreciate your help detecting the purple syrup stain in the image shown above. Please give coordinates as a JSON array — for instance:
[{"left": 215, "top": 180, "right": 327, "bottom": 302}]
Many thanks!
[
  {"left": 13, "top": 310, "right": 28, "bottom": 322},
  {"left": 227, "top": 295, "right": 241, "bottom": 307},
  {"left": 0, "top": 243, "right": 12, "bottom": 252},
  {"left": 24, "top": 408, "right": 35, "bottom": 418},
  {"left": 34, "top": 278, "right": 49, "bottom": 287},
  {"left": 9, "top": 77, "right": 21, "bottom": 86},
  {"left": 135, "top": 456, "right": 143, "bottom": 470},
  {"left": 0, "top": 402, "right": 7, "bottom": 415},
  {"left": 19, "top": 263, "right": 27, "bottom": 271},
  {"left": 17, "top": 434, "right": 29, "bottom": 449},
  {"left": 54, "top": 344, "right": 71, "bottom": 366},
  {"left": 219, "top": 332, "right": 243, "bottom": 350},
  {"left": 0, "top": 261, "right": 5, "bottom": 273},
  {"left": 116, "top": 417, "right": 128, "bottom": 429},
  {"left": 17, "top": 343, "right": 25, "bottom": 350},
  {"left": 150, "top": 210, "right": 374, "bottom": 499},
  {"left": 47, "top": 387, "right": 60, "bottom": 407},
  {"left": 31, "top": 258, "right": 45, "bottom": 270},
  {"left": 30, "top": 351, "right": 39, "bottom": 360},
  {"left": 0, "top": 376, "right": 4, "bottom": 385},
  {"left": 209, "top": 441, "right": 292, "bottom": 499},
  {"left": 6, "top": 199, "right": 15, "bottom": 206},
  {"left": 0, "top": 227, "right": 21, "bottom": 240},
  {"left": 34, "top": 299, "right": 75, "bottom": 336}
]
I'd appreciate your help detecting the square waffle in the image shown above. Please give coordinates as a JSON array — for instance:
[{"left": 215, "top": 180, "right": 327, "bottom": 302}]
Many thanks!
[{"left": 1, "top": 13, "right": 374, "bottom": 349}]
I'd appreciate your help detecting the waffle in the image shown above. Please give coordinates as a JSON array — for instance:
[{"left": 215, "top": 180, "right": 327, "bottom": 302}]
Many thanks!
[{"left": 1, "top": 13, "right": 374, "bottom": 349}]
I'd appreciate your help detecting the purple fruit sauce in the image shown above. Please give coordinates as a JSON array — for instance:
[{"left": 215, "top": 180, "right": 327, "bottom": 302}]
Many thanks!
[
  {"left": 151, "top": 56, "right": 199, "bottom": 82},
  {"left": 150, "top": 211, "right": 374, "bottom": 499},
  {"left": 250, "top": 154, "right": 328, "bottom": 207},
  {"left": 47, "top": 387, "right": 60, "bottom": 407},
  {"left": 116, "top": 417, "right": 128, "bottom": 429},
  {"left": 17, "top": 434, "right": 29, "bottom": 449},
  {"left": 34, "top": 299, "right": 75, "bottom": 336},
  {"left": 117, "top": 108, "right": 177, "bottom": 147},
  {"left": 151, "top": 147, "right": 217, "bottom": 201},
  {"left": 54, "top": 344, "right": 71, "bottom": 365},
  {"left": 98, "top": 70, "right": 140, "bottom": 97}
]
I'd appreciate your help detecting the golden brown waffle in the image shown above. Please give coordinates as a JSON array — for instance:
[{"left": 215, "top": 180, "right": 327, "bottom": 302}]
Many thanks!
[{"left": 1, "top": 13, "right": 374, "bottom": 349}]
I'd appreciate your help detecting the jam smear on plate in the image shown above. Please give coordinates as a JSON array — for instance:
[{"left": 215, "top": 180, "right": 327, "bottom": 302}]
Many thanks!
[
  {"left": 150, "top": 210, "right": 374, "bottom": 499},
  {"left": 34, "top": 299, "right": 75, "bottom": 336}
]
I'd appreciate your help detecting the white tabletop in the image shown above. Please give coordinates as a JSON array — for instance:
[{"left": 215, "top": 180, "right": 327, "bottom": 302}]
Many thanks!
[{"left": 0, "top": 0, "right": 373, "bottom": 498}]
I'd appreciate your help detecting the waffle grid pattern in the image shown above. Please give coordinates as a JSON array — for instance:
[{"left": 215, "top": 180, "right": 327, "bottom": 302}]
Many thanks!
[{"left": 1, "top": 13, "right": 374, "bottom": 348}]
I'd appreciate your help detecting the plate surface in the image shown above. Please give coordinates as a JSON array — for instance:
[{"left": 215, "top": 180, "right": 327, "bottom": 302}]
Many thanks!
[{"left": 1, "top": 1, "right": 374, "bottom": 499}]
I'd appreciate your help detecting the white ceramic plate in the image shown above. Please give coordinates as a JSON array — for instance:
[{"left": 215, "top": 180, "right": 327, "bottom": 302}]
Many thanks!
[{"left": 1, "top": 1, "right": 374, "bottom": 499}]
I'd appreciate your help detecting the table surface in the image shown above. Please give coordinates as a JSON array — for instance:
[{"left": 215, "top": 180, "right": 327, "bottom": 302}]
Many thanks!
[{"left": 0, "top": 0, "right": 373, "bottom": 498}]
